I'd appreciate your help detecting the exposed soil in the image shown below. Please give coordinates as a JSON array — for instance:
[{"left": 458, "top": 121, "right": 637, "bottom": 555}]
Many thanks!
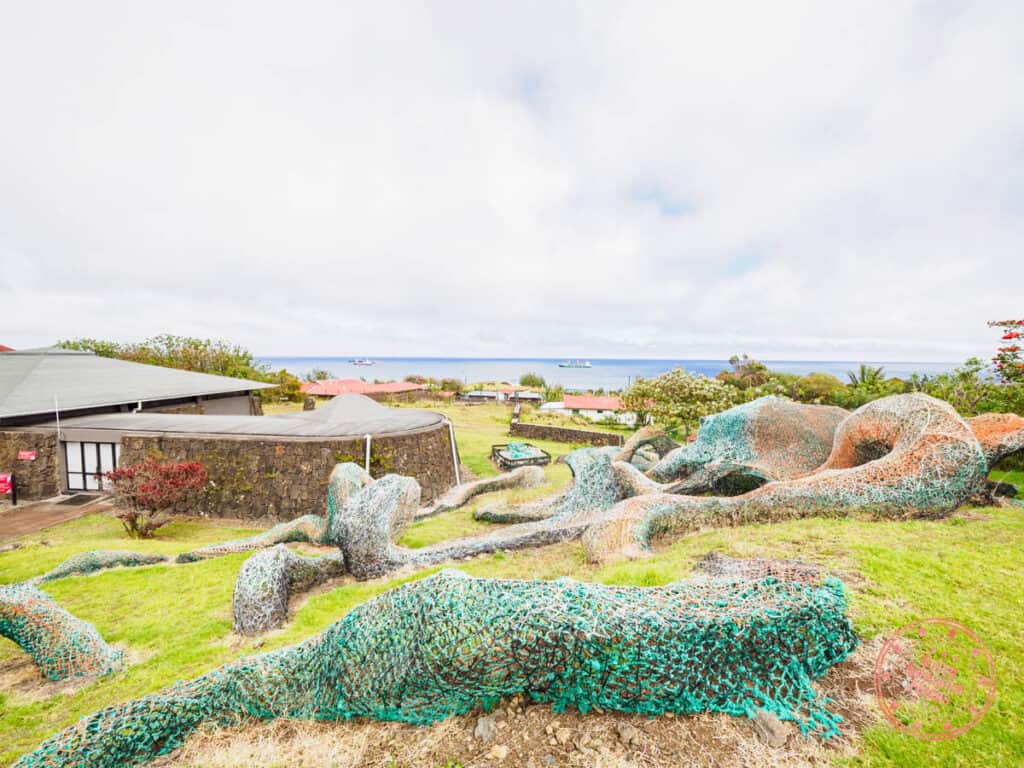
[
  {"left": 0, "top": 498, "right": 110, "bottom": 541},
  {"left": 152, "top": 639, "right": 885, "bottom": 768}
]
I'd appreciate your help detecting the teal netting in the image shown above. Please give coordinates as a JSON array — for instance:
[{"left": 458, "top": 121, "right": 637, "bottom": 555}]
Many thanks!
[
  {"left": 14, "top": 568, "right": 857, "bottom": 768},
  {"left": 232, "top": 544, "right": 345, "bottom": 635},
  {"left": 36, "top": 551, "right": 167, "bottom": 583},
  {"left": 502, "top": 442, "right": 543, "bottom": 460},
  {"left": 176, "top": 515, "right": 327, "bottom": 563},
  {"left": 0, "top": 583, "right": 122, "bottom": 681}
]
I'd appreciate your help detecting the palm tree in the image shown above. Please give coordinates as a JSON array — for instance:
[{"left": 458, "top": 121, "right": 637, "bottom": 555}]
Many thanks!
[{"left": 847, "top": 364, "right": 886, "bottom": 386}]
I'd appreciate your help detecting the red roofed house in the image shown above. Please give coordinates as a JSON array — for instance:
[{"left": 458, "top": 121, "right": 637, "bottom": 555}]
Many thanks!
[
  {"left": 541, "top": 394, "right": 648, "bottom": 426},
  {"left": 0, "top": 345, "right": 14, "bottom": 352},
  {"left": 301, "top": 378, "right": 428, "bottom": 402}
]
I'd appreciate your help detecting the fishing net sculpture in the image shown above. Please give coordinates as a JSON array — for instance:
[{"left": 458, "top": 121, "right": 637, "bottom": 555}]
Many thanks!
[
  {"left": 176, "top": 515, "right": 329, "bottom": 563},
  {"left": 227, "top": 392, "right": 1024, "bottom": 634},
  {"left": 582, "top": 393, "right": 990, "bottom": 561},
  {"left": 967, "top": 413, "right": 1024, "bottom": 468},
  {"left": 35, "top": 551, "right": 168, "bottom": 583},
  {"left": 233, "top": 545, "right": 345, "bottom": 635},
  {"left": 296, "top": 392, "right": 1009, "bottom": 582},
  {"left": 614, "top": 427, "right": 680, "bottom": 471},
  {"left": 14, "top": 566, "right": 858, "bottom": 768},
  {"left": 332, "top": 447, "right": 631, "bottom": 579},
  {"left": 0, "top": 583, "right": 122, "bottom": 681},
  {"left": 645, "top": 396, "right": 848, "bottom": 491},
  {"left": 416, "top": 464, "right": 545, "bottom": 519}
]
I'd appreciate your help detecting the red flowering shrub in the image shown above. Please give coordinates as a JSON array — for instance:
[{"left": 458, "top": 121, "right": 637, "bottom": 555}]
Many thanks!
[
  {"left": 989, "top": 319, "right": 1024, "bottom": 384},
  {"left": 104, "top": 459, "right": 208, "bottom": 538}
]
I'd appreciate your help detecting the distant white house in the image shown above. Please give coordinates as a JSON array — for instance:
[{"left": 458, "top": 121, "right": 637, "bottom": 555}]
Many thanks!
[
  {"left": 541, "top": 394, "right": 646, "bottom": 426},
  {"left": 460, "top": 389, "right": 543, "bottom": 404}
]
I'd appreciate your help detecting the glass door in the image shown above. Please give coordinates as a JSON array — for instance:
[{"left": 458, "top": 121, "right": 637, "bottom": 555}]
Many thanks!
[{"left": 64, "top": 441, "right": 120, "bottom": 492}]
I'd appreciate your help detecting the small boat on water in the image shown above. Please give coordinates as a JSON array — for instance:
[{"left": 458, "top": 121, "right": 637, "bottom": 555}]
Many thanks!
[
  {"left": 349, "top": 358, "right": 376, "bottom": 366},
  {"left": 558, "top": 359, "right": 592, "bottom": 368}
]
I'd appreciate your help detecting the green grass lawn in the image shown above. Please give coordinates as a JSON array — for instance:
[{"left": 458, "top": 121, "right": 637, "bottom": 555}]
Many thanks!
[
  {"left": 393, "top": 400, "right": 623, "bottom": 478},
  {"left": 3, "top": 409, "right": 1023, "bottom": 767},
  {"left": 3, "top": 505, "right": 1022, "bottom": 766}
]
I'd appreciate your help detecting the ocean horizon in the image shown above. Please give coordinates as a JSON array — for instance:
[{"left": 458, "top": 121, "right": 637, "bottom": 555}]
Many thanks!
[{"left": 256, "top": 356, "right": 958, "bottom": 392}]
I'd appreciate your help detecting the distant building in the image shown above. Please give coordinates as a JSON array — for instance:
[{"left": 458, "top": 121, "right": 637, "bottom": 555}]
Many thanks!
[
  {"left": 0, "top": 344, "right": 14, "bottom": 352},
  {"left": 542, "top": 394, "right": 646, "bottom": 426},
  {"left": 300, "top": 378, "right": 428, "bottom": 401},
  {"left": 459, "top": 389, "right": 543, "bottom": 404}
]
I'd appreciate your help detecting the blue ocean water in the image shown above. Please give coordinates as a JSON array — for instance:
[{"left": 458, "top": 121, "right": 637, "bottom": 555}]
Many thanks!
[{"left": 257, "top": 356, "right": 957, "bottom": 393}]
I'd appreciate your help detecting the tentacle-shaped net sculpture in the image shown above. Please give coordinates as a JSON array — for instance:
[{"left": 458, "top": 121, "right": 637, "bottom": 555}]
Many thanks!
[
  {"left": 613, "top": 427, "right": 680, "bottom": 471},
  {"left": 967, "top": 413, "right": 1024, "bottom": 467},
  {"left": 333, "top": 448, "right": 636, "bottom": 579},
  {"left": 646, "top": 397, "right": 848, "bottom": 488},
  {"left": 232, "top": 544, "right": 345, "bottom": 635},
  {"left": 176, "top": 515, "right": 327, "bottom": 563},
  {"left": 14, "top": 566, "right": 857, "bottom": 768},
  {"left": 582, "top": 394, "right": 988, "bottom": 562},
  {"left": 0, "top": 583, "right": 122, "bottom": 681},
  {"left": 35, "top": 551, "right": 168, "bottom": 583},
  {"left": 415, "top": 465, "right": 545, "bottom": 519}
]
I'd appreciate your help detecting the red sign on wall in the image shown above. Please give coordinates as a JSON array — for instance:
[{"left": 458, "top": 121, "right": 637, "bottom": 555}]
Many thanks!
[
  {"left": 0, "top": 474, "right": 11, "bottom": 495},
  {"left": 17, "top": 450, "right": 36, "bottom": 461}
]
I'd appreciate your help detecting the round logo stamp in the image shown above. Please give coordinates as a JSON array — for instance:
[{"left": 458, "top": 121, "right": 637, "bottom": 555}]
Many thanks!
[{"left": 873, "top": 618, "right": 996, "bottom": 741}]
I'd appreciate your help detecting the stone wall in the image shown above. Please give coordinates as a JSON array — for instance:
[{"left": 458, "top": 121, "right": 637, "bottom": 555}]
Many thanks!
[
  {"left": 0, "top": 430, "right": 60, "bottom": 500},
  {"left": 509, "top": 421, "right": 623, "bottom": 447},
  {"left": 119, "top": 425, "right": 458, "bottom": 522}
]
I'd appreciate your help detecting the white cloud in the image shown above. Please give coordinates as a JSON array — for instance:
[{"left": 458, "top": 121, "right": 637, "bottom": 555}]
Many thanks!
[{"left": 1, "top": 1, "right": 1021, "bottom": 361}]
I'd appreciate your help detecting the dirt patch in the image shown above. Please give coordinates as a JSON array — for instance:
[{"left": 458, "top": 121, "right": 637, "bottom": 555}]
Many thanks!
[
  {"left": 152, "top": 640, "right": 884, "bottom": 768},
  {"left": 0, "top": 643, "right": 147, "bottom": 702}
]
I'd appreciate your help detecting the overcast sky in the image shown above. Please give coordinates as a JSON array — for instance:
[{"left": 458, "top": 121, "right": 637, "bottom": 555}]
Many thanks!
[{"left": 1, "top": 2, "right": 1021, "bottom": 361}]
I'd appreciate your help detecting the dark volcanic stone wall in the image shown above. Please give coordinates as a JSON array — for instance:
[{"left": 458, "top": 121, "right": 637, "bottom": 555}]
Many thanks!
[
  {"left": 119, "top": 425, "right": 458, "bottom": 522},
  {"left": 0, "top": 431, "right": 60, "bottom": 500},
  {"left": 509, "top": 421, "right": 623, "bottom": 447}
]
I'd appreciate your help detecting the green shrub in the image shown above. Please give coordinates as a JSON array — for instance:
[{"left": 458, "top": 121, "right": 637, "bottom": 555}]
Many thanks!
[{"left": 519, "top": 372, "right": 545, "bottom": 388}]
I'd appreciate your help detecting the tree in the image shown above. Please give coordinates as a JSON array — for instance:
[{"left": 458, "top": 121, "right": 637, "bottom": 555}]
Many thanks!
[
  {"left": 104, "top": 459, "right": 208, "bottom": 538},
  {"left": 543, "top": 384, "right": 564, "bottom": 402},
  {"left": 265, "top": 369, "right": 304, "bottom": 402},
  {"left": 718, "top": 354, "right": 771, "bottom": 390},
  {"left": 620, "top": 378, "right": 654, "bottom": 427},
  {"left": 628, "top": 368, "right": 737, "bottom": 437},
  {"left": 519, "top": 372, "right": 546, "bottom": 388},
  {"left": 989, "top": 319, "right": 1024, "bottom": 384},
  {"left": 439, "top": 378, "right": 464, "bottom": 393},
  {"left": 59, "top": 335, "right": 269, "bottom": 380},
  {"left": 908, "top": 357, "right": 1023, "bottom": 416},
  {"left": 305, "top": 368, "right": 334, "bottom": 382},
  {"left": 56, "top": 335, "right": 307, "bottom": 402},
  {"left": 795, "top": 373, "right": 845, "bottom": 403},
  {"left": 847, "top": 364, "right": 886, "bottom": 386}
]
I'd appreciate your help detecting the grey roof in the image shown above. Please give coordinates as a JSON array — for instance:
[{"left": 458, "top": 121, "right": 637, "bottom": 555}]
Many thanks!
[
  {"left": 39, "top": 393, "right": 445, "bottom": 437},
  {"left": 0, "top": 348, "right": 274, "bottom": 420}
]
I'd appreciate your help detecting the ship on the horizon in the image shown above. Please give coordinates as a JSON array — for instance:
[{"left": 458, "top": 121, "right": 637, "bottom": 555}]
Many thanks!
[
  {"left": 558, "top": 359, "right": 592, "bottom": 368},
  {"left": 349, "top": 358, "right": 376, "bottom": 366}
]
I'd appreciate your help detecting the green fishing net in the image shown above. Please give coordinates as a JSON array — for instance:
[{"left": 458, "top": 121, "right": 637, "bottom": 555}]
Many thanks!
[{"left": 14, "top": 568, "right": 856, "bottom": 767}]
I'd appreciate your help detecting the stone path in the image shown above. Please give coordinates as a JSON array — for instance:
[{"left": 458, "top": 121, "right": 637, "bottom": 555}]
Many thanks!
[{"left": 0, "top": 497, "right": 108, "bottom": 541}]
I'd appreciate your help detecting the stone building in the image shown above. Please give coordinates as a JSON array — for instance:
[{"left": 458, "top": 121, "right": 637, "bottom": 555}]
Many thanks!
[{"left": 0, "top": 349, "right": 459, "bottom": 519}]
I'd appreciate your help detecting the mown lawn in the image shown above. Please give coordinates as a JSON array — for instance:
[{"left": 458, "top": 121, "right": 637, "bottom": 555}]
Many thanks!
[
  {"left": 392, "top": 400, "right": 620, "bottom": 479},
  {"left": 2, "top": 501, "right": 1022, "bottom": 767}
]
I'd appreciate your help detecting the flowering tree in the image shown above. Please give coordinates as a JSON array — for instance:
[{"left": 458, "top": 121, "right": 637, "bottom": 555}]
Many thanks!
[
  {"left": 990, "top": 319, "right": 1024, "bottom": 384},
  {"left": 104, "top": 459, "right": 208, "bottom": 538},
  {"left": 626, "top": 368, "right": 737, "bottom": 437}
]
